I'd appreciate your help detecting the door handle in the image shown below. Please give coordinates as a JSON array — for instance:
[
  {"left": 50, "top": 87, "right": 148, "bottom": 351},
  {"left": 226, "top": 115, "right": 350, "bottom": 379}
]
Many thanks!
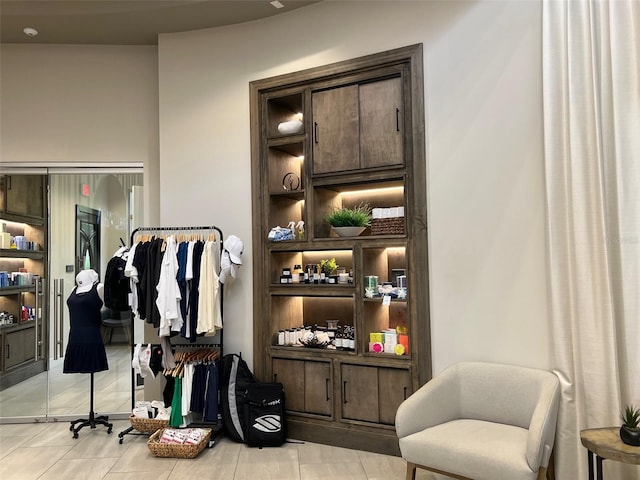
[
  {"left": 343, "top": 380, "right": 348, "bottom": 404},
  {"left": 34, "top": 277, "right": 40, "bottom": 360},
  {"left": 314, "top": 122, "right": 319, "bottom": 144},
  {"left": 53, "top": 279, "right": 59, "bottom": 360},
  {"left": 53, "top": 278, "right": 64, "bottom": 359},
  {"left": 58, "top": 279, "right": 64, "bottom": 357},
  {"left": 396, "top": 107, "right": 400, "bottom": 132}
]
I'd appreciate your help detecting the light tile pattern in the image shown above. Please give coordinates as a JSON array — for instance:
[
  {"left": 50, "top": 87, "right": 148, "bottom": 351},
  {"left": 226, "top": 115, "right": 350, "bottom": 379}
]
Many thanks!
[
  {"left": 0, "top": 344, "right": 136, "bottom": 419},
  {"left": 0, "top": 343, "right": 441, "bottom": 479},
  {"left": 0, "top": 420, "right": 441, "bottom": 479}
]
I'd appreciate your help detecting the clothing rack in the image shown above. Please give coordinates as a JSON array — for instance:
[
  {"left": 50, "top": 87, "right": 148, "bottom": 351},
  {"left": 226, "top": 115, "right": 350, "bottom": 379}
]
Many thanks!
[{"left": 118, "top": 225, "right": 225, "bottom": 445}]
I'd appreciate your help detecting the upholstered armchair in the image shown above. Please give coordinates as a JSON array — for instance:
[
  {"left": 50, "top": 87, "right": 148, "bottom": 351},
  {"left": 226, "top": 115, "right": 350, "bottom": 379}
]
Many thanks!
[{"left": 396, "top": 361, "right": 560, "bottom": 480}]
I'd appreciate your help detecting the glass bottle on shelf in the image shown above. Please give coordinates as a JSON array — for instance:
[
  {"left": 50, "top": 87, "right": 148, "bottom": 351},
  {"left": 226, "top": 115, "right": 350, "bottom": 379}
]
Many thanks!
[{"left": 334, "top": 326, "right": 343, "bottom": 349}]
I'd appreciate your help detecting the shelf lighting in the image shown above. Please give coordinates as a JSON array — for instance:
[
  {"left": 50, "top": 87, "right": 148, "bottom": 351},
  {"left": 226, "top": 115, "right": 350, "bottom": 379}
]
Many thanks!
[
  {"left": 297, "top": 155, "right": 304, "bottom": 161},
  {"left": 296, "top": 112, "right": 303, "bottom": 121},
  {"left": 2, "top": 220, "right": 28, "bottom": 228},
  {"left": 340, "top": 186, "right": 404, "bottom": 197}
]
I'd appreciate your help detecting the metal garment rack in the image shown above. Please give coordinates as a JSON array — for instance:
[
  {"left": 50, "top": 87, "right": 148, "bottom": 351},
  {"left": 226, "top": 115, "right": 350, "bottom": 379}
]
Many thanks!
[{"left": 118, "top": 225, "right": 225, "bottom": 445}]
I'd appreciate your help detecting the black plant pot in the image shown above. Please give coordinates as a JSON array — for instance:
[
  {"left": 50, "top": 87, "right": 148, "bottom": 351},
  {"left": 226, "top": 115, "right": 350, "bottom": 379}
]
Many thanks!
[{"left": 620, "top": 425, "right": 640, "bottom": 446}]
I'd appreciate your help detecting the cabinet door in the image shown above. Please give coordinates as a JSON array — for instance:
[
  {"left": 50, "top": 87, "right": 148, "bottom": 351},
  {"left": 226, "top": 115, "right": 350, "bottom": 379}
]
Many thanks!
[
  {"left": 304, "top": 361, "right": 332, "bottom": 416},
  {"left": 312, "top": 85, "right": 359, "bottom": 174},
  {"left": 378, "top": 367, "right": 411, "bottom": 425},
  {"left": 5, "top": 175, "right": 44, "bottom": 218},
  {"left": 341, "top": 364, "right": 378, "bottom": 423},
  {"left": 5, "top": 327, "right": 36, "bottom": 369},
  {"left": 360, "top": 77, "right": 404, "bottom": 169},
  {"left": 273, "top": 358, "right": 305, "bottom": 413}
]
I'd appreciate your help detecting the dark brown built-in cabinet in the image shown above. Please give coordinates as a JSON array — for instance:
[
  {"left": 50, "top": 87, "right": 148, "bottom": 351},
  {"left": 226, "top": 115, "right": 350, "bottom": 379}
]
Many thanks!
[
  {"left": 250, "top": 44, "right": 430, "bottom": 454},
  {"left": 0, "top": 175, "right": 48, "bottom": 389}
]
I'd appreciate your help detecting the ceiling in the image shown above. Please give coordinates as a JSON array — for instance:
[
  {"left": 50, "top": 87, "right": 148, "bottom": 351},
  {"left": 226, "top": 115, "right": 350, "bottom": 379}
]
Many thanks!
[{"left": 0, "top": 0, "right": 320, "bottom": 45}]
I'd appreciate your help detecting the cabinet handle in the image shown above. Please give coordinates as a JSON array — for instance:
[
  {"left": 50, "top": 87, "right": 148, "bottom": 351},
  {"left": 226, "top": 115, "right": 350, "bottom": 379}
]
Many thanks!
[
  {"left": 314, "top": 122, "right": 319, "bottom": 144},
  {"left": 396, "top": 108, "right": 400, "bottom": 132},
  {"left": 343, "top": 380, "right": 348, "bottom": 404},
  {"left": 6, "top": 344, "right": 9, "bottom": 359},
  {"left": 274, "top": 373, "right": 278, "bottom": 383},
  {"left": 404, "top": 386, "right": 408, "bottom": 400},
  {"left": 325, "top": 378, "right": 330, "bottom": 401}
]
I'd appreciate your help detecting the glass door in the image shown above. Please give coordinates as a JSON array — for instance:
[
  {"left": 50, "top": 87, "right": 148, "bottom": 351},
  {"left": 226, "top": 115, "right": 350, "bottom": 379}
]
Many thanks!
[{"left": 0, "top": 168, "right": 143, "bottom": 424}]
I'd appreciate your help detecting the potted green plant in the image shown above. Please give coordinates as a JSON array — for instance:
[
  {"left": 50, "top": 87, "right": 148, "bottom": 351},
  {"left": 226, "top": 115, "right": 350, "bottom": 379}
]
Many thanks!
[
  {"left": 320, "top": 257, "right": 339, "bottom": 283},
  {"left": 325, "top": 203, "right": 371, "bottom": 237},
  {"left": 620, "top": 404, "right": 640, "bottom": 446}
]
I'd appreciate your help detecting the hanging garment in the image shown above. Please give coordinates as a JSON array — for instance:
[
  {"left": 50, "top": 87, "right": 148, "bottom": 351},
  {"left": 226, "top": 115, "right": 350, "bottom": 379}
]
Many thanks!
[
  {"left": 197, "top": 240, "right": 222, "bottom": 335},
  {"left": 190, "top": 363, "right": 208, "bottom": 415},
  {"left": 176, "top": 241, "right": 192, "bottom": 340},
  {"left": 143, "top": 237, "right": 164, "bottom": 327},
  {"left": 160, "top": 337, "right": 176, "bottom": 371},
  {"left": 132, "top": 240, "right": 149, "bottom": 320},
  {"left": 181, "top": 363, "right": 195, "bottom": 416},
  {"left": 181, "top": 241, "right": 204, "bottom": 341},
  {"left": 156, "top": 235, "right": 182, "bottom": 337},
  {"left": 202, "top": 362, "right": 219, "bottom": 423},
  {"left": 104, "top": 249, "right": 131, "bottom": 311},
  {"left": 124, "top": 241, "right": 140, "bottom": 316},
  {"left": 170, "top": 377, "right": 183, "bottom": 428},
  {"left": 163, "top": 374, "right": 175, "bottom": 408},
  {"left": 64, "top": 283, "right": 108, "bottom": 374}
]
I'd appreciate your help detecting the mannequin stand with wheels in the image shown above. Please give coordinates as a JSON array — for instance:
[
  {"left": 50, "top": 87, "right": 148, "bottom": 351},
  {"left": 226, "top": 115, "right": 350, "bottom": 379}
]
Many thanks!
[
  {"left": 64, "top": 269, "right": 113, "bottom": 438},
  {"left": 69, "top": 372, "right": 113, "bottom": 438}
]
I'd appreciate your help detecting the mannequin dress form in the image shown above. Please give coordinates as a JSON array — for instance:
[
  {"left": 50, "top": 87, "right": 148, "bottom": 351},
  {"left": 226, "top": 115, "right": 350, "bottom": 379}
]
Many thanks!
[{"left": 65, "top": 269, "right": 113, "bottom": 438}]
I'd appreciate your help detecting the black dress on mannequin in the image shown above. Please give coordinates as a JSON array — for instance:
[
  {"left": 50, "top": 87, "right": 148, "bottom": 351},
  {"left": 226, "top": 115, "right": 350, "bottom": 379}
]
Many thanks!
[
  {"left": 64, "top": 273, "right": 113, "bottom": 438},
  {"left": 64, "top": 282, "right": 109, "bottom": 373}
]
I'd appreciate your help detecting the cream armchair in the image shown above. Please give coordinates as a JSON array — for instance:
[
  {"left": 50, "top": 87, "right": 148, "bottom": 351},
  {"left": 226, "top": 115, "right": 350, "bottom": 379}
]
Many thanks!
[{"left": 396, "top": 362, "right": 560, "bottom": 480}]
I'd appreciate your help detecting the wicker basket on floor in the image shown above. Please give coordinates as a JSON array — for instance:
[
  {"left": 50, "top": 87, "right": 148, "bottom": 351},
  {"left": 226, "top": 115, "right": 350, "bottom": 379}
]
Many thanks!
[
  {"left": 129, "top": 415, "right": 169, "bottom": 434},
  {"left": 147, "top": 428, "right": 211, "bottom": 459},
  {"left": 370, "top": 217, "right": 405, "bottom": 235}
]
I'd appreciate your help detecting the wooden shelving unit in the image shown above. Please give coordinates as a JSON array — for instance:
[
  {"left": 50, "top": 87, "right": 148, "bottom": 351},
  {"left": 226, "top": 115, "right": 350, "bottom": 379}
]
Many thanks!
[
  {"left": 0, "top": 174, "right": 48, "bottom": 390},
  {"left": 250, "top": 44, "right": 430, "bottom": 455}
]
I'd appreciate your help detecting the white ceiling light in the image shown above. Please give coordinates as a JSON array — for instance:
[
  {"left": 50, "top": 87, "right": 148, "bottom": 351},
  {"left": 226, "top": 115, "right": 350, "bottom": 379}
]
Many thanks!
[
  {"left": 23, "top": 27, "right": 39, "bottom": 37},
  {"left": 270, "top": 1, "right": 284, "bottom": 8}
]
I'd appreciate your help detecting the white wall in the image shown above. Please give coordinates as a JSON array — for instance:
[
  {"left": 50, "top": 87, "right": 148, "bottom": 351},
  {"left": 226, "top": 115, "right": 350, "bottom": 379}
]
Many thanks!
[
  {"left": 158, "top": 0, "right": 550, "bottom": 374},
  {"left": 0, "top": 0, "right": 550, "bottom": 377},
  {"left": 0, "top": 44, "right": 160, "bottom": 225}
]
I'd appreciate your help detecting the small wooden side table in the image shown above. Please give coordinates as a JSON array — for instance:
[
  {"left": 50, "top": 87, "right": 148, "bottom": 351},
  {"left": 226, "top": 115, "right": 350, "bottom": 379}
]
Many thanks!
[{"left": 580, "top": 427, "right": 640, "bottom": 480}]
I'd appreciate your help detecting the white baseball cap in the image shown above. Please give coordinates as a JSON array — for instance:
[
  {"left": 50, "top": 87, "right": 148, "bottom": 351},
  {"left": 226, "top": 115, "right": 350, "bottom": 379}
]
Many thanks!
[
  {"left": 76, "top": 269, "right": 99, "bottom": 294},
  {"left": 225, "top": 235, "right": 244, "bottom": 264}
]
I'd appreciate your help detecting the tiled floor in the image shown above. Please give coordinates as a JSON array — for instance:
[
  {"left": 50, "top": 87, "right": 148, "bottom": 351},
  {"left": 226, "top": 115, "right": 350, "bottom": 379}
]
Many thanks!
[
  {"left": 0, "top": 341, "right": 438, "bottom": 479},
  {"left": 0, "top": 344, "right": 136, "bottom": 419},
  {"left": 0, "top": 419, "right": 438, "bottom": 480}
]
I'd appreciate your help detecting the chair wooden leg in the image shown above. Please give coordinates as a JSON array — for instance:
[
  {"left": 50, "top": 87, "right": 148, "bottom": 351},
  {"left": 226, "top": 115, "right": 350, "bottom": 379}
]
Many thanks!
[
  {"left": 546, "top": 449, "right": 556, "bottom": 480},
  {"left": 536, "top": 466, "right": 547, "bottom": 480},
  {"left": 406, "top": 461, "right": 417, "bottom": 480}
]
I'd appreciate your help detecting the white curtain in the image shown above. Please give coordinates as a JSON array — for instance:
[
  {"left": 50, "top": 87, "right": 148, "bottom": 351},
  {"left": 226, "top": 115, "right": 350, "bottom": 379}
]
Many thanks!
[{"left": 543, "top": 0, "right": 640, "bottom": 478}]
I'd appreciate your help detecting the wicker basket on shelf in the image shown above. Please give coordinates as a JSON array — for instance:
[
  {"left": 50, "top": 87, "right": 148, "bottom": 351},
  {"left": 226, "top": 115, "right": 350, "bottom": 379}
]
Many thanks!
[
  {"left": 129, "top": 415, "right": 169, "bottom": 434},
  {"left": 147, "top": 428, "right": 211, "bottom": 459},
  {"left": 370, "top": 217, "right": 405, "bottom": 235}
]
